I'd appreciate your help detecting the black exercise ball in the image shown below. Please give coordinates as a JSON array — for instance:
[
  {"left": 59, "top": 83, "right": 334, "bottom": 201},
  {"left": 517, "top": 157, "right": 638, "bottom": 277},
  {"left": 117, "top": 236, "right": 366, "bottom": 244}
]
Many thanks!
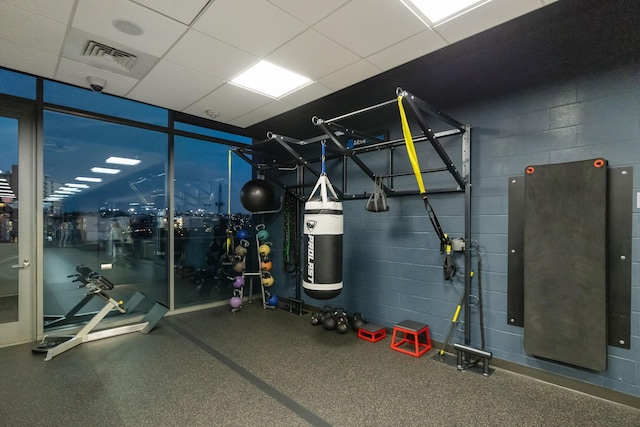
[{"left": 240, "top": 179, "right": 275, "bottom": 212}]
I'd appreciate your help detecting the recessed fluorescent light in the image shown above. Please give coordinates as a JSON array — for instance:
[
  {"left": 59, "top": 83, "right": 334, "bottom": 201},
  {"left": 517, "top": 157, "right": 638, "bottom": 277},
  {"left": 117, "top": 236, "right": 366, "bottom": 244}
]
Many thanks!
[
  {"left": 55, "top": 190, "right": 74, "bottom": 195},
  {"left": 230, "top": 60, "right": 311, "bottom": 98},
  {"left": 106, "top": 156, "right": 141, "bottom": 166},
  {"left": 66, "top": 183, "right": 90, "bottom": 188},
  {"left": 400, "top": 0, "right": 491, "bottom": 25},
  {"left": 59, "top": 187, "right": 81, "bottom": 192},
  {"left": 91, "top": 167, "right": 120, "bottom": 174},
  {"left": 76, "top": 176, "right": 102, "bottom": 183}
]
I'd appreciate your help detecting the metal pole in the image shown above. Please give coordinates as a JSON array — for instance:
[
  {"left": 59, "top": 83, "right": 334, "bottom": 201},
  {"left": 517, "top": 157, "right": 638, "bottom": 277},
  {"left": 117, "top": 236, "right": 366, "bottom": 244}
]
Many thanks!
[{"left": 324, "top": 98, "right": 398, "bottom": 123}]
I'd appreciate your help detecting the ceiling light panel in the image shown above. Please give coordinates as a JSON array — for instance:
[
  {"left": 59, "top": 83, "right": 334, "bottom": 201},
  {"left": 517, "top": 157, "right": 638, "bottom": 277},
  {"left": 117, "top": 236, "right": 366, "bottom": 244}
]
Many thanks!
[
  {"left": 401, "top": 0, "right": 491, "bottom": 25},
  {"left": 231, "top": 61, "right": 312, "bottom": 98}
]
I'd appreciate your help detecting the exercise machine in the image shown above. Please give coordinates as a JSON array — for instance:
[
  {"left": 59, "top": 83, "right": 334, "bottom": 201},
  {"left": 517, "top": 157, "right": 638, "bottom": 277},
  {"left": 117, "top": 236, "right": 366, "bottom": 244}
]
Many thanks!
[{"left": 33, "top": 264, "right": 168, "bottom": 361}]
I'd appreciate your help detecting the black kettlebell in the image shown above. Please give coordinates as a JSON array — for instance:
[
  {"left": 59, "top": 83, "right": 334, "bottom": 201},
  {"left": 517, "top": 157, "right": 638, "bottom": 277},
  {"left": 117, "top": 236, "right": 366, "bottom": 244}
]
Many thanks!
[
  {"left": 352, "top": 312, "right": 366, "bottom": 331},
  {"left": 311, "top": 311, "right": 325, "bottom": 326},
  {"left": 336, "top": 314, "right": 349, "bottom": 334},
  {"left": 322, "top": 311, "right": 336, "bottom": 331}
]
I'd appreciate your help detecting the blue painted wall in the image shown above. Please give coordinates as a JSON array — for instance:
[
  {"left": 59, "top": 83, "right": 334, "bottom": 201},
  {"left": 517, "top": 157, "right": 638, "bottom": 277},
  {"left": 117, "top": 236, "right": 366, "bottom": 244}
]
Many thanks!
[{"left": 267, "top": 63, "right": 640, "bottom": 398}]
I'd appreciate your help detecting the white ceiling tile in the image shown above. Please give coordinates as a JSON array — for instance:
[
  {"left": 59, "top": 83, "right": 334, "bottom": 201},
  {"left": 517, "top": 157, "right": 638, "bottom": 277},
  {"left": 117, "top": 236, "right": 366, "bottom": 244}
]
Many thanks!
[
  {"left": 434, "top": 0, "right": 543, "bottom": 44},
  {"left": 313, "top": 0, "right": 426, "bottom": 57},
  {"left": 267, "top": 0, "right": 349, "bottom": 26},
  {"left": 266, "top": 29, "right": 359, "bottom": 80},
  {"left": 132, "top": 0, "right": 210, "bottom": 25},
  {"left": 0, "top": 0, "right": 75, "bottom": 23},
  {"left": 317, "top": 60, "right": 381, "bottom": 92},
  {"left": 55, "top": 58, "right": 139, "bottom": 96},
  {"left": 366, "top": 29, "right": 448, "bottom": 71},
  {"left": 281, "top": 82, "right": 333, "bottom": 107},
  {"left": 72, "top": 0, "right": 187, "bottom": 57},
  {"left": 230, "top": 100, "right": 297, "bottom": 128},
  {"left": 134, "top": 60, "right": 224, "bottom": 109},
  {"left": 164, "top": 30, "right": 258, "bottom": 80},
  {"left": 0, "top": 3, "right": 67, "bottom": 54},
  {"left": 0, "top": 38, "right": 58, "bottom": 78},
  {"left": 193, "top": 0, "right": 307, "bottom": 57},
  {"left": 128, "top": 81, "right": 209, "bottom": 112},
  {"left": 183, "top": 83, "right": 272, "bottom": 123}
]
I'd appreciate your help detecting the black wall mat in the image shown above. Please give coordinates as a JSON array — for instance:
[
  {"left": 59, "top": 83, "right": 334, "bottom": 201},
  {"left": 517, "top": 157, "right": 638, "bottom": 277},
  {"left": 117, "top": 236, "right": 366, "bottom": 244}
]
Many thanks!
[
  {"left": 508, "top": 166, "right": 633, "bottom": 353},
  {"left": 523, "top": 159, "right": 607, "bottom": 372}
]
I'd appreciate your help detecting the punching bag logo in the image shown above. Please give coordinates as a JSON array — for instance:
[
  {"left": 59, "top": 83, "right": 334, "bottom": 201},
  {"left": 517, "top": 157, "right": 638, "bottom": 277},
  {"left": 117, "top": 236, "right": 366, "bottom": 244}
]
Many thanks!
[
  {"left": 306, "top": 220, "right": 317, "bottom": 231},
  {"left": 307, "top": 235, "right": 314, "bottom": 283}
]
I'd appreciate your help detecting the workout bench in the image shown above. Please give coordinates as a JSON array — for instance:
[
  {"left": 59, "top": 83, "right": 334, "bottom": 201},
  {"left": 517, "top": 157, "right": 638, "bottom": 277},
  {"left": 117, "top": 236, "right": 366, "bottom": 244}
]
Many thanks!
[{"left": 33, "top": 265, "right": 168, "bottom": 361}]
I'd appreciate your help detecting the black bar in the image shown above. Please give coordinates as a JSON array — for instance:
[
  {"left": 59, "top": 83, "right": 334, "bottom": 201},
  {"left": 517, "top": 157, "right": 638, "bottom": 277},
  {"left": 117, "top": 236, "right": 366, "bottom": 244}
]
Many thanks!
[
  {"left": 401, "top": 96, "right": 466, "bottom": 189},
  {"left": 400, "top": 89, "right": 465, "bottom": 131}
]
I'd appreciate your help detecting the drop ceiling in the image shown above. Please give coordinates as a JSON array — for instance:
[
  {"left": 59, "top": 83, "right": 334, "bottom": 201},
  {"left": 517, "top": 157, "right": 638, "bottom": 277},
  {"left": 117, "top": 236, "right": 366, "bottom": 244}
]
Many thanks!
[{"left": 0, "top": 0, "right": 557, "bottom": 129}]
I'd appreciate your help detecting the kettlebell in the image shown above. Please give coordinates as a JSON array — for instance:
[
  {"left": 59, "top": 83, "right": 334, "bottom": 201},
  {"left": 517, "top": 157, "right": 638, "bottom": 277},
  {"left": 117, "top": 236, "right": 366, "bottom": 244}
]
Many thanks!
[
  {"left": 352, "top": 312, "right": 366, "bottom": 331},
  {"left": 256, "top": 224, "right": 269, "bottom": 242},
  {"left": 311, "top": 311, "right": 325, "bottom": 326},
  {"left": 259, "top": 243, "right": 271, "bottom": 257},
  {"left": 336, "top": 314, "right": 349, "bottom": 334},
  {"left": 260, "top": 260, "right": 273, "bottom": 271},
  {"left": 234, "top": 239, "right": 250, "bottom": 257},
  {"left": 267, "top": 293, "right": 279, "bottom": 307},
  {"left": 236, "top": 227, "right": 249, "bottom": 241},
  {"left": 261, "top": 272, "right": 274, "bottom": 287},
  {"left": 232, "top": 275, "right": 245, "bottom": 289},
  {"left": 230, "top": 289, "right": 242, "bottom": 309},
  {"left": 233, "top": 256, "right": 246, "bottom": 273},
  {"left": 322, "top": 312, "right": 336, "bottom": 331}
]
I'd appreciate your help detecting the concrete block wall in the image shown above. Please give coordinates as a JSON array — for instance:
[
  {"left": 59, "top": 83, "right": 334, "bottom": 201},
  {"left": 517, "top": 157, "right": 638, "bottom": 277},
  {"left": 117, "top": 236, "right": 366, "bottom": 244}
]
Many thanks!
[{"left": 274, "top": 63, "right": 640, "bottom": 398}]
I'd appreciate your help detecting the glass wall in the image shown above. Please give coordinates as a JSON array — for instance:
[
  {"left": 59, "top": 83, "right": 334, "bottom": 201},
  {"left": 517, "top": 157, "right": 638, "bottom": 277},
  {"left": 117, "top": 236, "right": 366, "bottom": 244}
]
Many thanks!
[
  {"left": 173, "top": 136, "right": 252, "bottom": 308},
  {"left": 42, "top": 111, "right": 169, "bottom": 329},
  {"left": 0, "top": 67, "right": 255, "bottom": 330}
]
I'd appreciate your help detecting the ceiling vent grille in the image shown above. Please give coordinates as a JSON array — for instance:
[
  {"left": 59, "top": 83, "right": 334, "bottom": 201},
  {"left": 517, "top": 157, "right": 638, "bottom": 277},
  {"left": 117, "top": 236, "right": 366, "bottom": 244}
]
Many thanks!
[{"left": 83, "top": 40, "right": 137, "bottom": 71}]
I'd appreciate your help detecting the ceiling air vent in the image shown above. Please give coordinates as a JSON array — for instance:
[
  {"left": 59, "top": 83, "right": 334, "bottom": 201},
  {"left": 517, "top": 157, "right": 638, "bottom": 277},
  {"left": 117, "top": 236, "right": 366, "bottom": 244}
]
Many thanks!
[{"left": 83, "top": 40, "right": 137, "bottom": 72}]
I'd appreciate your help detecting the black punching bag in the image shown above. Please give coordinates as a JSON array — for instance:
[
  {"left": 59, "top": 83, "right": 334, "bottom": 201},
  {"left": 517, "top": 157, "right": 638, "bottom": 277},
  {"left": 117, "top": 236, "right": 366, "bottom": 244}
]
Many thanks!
[{"left": 303, "top": 174, "right": 343, "bottom": 300}]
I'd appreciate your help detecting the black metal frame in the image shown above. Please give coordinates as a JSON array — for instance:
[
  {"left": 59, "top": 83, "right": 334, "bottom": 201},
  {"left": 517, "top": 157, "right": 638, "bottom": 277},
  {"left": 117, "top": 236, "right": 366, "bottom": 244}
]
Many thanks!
[{"left": 233, "top": 88, "right": 480, "bottom": 356}]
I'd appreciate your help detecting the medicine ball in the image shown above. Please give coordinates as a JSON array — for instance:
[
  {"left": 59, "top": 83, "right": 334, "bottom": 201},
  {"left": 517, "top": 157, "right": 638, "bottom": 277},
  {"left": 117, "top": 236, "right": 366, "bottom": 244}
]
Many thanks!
[
  {"left": 240, "top": 179, "right": 275, "bottom": 212},
  {"left": 236, "top": 229, "right": 249, "bottom": 240}
]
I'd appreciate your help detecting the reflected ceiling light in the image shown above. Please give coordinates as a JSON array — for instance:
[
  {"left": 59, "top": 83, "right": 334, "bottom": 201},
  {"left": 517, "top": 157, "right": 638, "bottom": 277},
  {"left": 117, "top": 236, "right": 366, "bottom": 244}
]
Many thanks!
[
  {"left": 76, "top": 176, "right": 102, "bottom": 183},
  {"left": 106, "top": 156, "right": 141, "bottom": 166},
  {"left": 230, "top": 60, "right": 312, "bottom": 98},
  {"left": 66, "top": 183, "right": 90, "bottom": 188},
  {"left": 400, "top": 0, "right": 491, "bottom": 26},
  {"left": 91, "top": 167, "right": 120, "bottom": 174},
  {"left": 55, "top": 190, "right": 74, "bottom": 195},
  {"left": 59, "top": 187, "right": 82, "bottom": 192}
]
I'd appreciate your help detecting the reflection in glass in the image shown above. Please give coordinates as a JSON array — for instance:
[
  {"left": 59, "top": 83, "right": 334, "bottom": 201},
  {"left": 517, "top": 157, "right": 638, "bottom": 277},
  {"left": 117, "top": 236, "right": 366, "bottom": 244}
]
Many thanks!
[
  {"left": 43, "top": 111, "right": 168, "bottom": 330},
  {"left": 174, "top": 136, "right": 251, "bottom": 308},
  {"left": 0, "top": 117, "right": 19, "bottom": 323}
]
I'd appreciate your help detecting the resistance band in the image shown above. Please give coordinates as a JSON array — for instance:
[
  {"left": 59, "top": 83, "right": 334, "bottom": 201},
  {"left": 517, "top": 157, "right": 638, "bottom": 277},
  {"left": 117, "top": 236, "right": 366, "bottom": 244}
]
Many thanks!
[{"left": 398, "top": 96, "right": 455, "bottom": 280}]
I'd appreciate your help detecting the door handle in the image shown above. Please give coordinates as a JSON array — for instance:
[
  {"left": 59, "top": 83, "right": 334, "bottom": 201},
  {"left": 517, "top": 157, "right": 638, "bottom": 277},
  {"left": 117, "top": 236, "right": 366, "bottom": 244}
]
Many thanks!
[{"left": 11, "top": 259, "right": 30, "bottom": 270}]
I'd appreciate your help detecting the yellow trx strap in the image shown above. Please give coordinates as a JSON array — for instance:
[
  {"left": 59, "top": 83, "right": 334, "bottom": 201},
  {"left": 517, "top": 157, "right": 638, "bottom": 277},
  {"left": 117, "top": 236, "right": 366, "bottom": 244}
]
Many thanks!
[{"left": 397, "top": 95, "right": 426, "bottom": 195}]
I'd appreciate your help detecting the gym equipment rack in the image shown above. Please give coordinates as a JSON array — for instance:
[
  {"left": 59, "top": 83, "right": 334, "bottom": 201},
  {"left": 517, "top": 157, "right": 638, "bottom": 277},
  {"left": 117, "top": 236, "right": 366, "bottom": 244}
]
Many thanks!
[{"left": 233, "top": 88, "right": 488, "bottom": 373}]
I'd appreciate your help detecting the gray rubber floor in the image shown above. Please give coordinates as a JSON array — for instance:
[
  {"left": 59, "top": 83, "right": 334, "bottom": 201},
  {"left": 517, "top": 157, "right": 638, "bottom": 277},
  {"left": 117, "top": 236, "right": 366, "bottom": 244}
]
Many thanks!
[{"left": 1, "top": 302, "right": 639, "bottom": 427}]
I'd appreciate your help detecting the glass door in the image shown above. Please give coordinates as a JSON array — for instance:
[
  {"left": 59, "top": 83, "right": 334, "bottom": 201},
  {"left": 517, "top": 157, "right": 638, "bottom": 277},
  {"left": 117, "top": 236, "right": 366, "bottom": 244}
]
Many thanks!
[{"left": 0, "top": 101, "right": 36, "bottom": 346}]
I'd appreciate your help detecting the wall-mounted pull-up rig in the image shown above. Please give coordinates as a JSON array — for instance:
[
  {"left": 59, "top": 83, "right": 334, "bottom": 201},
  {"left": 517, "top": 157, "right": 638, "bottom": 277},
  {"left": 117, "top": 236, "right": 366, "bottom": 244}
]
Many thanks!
[{"left": 233, "top": 88, "right": 490, "bottom": 374}]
